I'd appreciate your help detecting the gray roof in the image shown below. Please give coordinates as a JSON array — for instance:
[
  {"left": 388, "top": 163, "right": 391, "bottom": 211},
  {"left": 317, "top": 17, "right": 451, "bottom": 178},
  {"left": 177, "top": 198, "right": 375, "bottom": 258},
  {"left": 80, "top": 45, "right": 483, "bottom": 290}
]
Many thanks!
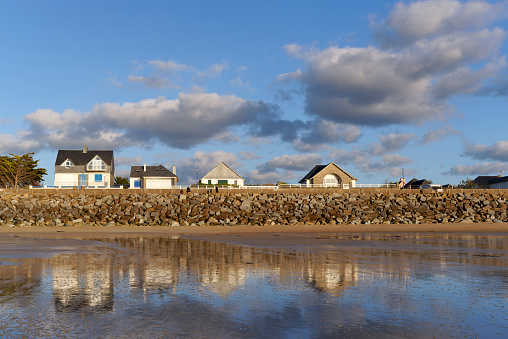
[
  {"left": 55, "top": 150, "right": 114, "bottom": 166},
  {"left": 299, "top": 162, "right": 357, "bottom": 183},
  {"left": 130, "top": 165, "right": 177, "bottom": 178},
  {"left": 201, "top": 162, "right": 244, "bottom": 180}
]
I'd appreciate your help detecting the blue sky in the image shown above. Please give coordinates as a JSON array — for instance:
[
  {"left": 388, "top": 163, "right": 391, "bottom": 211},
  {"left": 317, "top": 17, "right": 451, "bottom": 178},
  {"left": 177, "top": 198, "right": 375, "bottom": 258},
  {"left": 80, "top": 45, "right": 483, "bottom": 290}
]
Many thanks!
[{"left": 1, "top": 0, "right": 507, "bottom": 185}]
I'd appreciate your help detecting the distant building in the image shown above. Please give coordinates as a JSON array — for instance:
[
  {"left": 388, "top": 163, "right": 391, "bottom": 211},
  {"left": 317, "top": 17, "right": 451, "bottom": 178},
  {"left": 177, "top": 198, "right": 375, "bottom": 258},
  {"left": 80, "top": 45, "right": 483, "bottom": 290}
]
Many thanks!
[
  {"left": 473, "top": 176, "right": 498, "bottom": 188},
  {"left": 54, "top": 145, "right": 114, "bottom": 187},
  {"left": 200, "top": 162, "right": 244, "bottom": 186},
  {"left": 403, "top": 178, "right": 430, "bottom": 189},
  {"left": 487, "top": 176, "right": 508, "bottom": 189},
  {"left": 129, "top": 164, "right": 178, "bottom": 189},
  {"left": 299, "top": 162, "right": 357, "bottom": 188}
]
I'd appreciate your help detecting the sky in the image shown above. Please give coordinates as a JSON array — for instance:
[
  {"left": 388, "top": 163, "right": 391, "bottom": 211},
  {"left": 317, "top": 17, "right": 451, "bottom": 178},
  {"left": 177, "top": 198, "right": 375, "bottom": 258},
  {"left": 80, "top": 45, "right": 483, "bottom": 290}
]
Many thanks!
[{"left": 1, "top": 0, "right": 508, "bottom": 186}]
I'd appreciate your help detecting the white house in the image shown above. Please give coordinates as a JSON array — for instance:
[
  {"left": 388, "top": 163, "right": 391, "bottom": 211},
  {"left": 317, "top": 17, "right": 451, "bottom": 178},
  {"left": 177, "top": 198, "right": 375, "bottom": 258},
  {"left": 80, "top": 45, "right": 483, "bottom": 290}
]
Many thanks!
[
  {"left": 54, "top": 146, "right": 114, "bottom": 187},
  {"left": 200, "top": 162, "right": 244, "bottom": 186},
  {"left": 130, "top": 164, "right": 178, "bottom": 189}
]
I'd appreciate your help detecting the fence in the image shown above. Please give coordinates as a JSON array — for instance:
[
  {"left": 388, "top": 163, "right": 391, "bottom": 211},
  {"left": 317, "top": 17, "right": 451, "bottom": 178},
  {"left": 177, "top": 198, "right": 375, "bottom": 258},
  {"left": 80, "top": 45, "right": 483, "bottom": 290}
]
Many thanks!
[{"left": 27, "top": 183, "right": 397, "bottom": 190}]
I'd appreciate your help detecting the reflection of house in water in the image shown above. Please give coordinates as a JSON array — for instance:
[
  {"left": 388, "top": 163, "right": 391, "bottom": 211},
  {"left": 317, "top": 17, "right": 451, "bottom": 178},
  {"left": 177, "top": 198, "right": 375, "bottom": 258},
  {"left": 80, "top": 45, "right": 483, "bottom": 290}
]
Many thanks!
[
  {"left": 129, "top": 257, "right": 178, "bottom": 293},
  {"left": 51, "top": 255, "right": 114, "bottom": 312},
  {"left": 199, "top": 267, "right": 247, "bottom": 296},
  {"left": 307, "top": 262, "right": 358, "bottom": 296}
]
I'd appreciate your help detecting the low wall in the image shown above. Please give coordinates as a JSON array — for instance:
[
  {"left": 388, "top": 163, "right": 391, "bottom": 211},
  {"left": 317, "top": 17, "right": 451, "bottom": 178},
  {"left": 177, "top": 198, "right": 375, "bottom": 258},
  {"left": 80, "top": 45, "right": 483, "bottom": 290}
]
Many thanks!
[{"left": 0, "top": 190, "right": 507, "bottom": 227}]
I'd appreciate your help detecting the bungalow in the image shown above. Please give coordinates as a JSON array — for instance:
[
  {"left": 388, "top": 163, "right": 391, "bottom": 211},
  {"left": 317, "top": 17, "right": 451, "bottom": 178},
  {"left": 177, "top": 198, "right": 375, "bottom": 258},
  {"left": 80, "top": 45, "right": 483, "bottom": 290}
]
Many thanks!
[
  {"left": 299, "top": 162, "right": 357, "bottom": 188},
  {"left": 200, "top": 162, "right": 244, "bottom": 186},
  {"left": 54, "top": 146, "right": 114, "bottom": 187},
  {"left": 129, "top": 164, "right": 178, "bottom": 189}
]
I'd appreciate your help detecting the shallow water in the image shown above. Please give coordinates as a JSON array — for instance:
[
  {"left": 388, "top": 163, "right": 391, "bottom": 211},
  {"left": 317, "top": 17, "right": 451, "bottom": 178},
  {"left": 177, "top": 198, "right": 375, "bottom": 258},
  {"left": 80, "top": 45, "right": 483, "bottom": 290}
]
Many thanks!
[{"left": 0, "top": 233, "right": 507, "bottom": 338}]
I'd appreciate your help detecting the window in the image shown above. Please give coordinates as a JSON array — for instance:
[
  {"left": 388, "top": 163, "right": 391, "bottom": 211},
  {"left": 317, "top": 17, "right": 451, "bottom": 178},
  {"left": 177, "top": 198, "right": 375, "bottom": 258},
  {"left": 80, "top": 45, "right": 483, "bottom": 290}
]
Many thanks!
[
  {"left": 87, "top": 156, "right": 106, "bottom": 171},
  {"left": 95, "top": 174, "right": 102, "bottom": 182},
  {"left": 62, "top": 160, "right": 74, "bottom": 168},
  {"left": 218, "top": 180, "right": 228, "bottom": 185},
  {"left": 78, "top": 174, "right": 87, "bottom": 186},
  {"left": 208, "top": 180, "right": 212, "bottom": 184},
  {"left": 134, "top": 180, "right": 141, "bottom": 188}
]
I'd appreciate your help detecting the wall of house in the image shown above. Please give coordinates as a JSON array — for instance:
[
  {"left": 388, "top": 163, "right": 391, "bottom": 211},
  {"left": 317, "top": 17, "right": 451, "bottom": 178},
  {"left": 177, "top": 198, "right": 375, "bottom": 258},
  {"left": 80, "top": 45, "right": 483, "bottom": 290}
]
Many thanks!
[
  {"left": 202, "top": 178, "right": 244, "bottom": 186},
  {"left": 491, "top": 181, "right": 508, "bottom": 189},
  {"left": 54, "top": 172, "right": 111, "bottom": 187},
  {"left": 311, "top": 166, "right": 355, "bottom": 188}
]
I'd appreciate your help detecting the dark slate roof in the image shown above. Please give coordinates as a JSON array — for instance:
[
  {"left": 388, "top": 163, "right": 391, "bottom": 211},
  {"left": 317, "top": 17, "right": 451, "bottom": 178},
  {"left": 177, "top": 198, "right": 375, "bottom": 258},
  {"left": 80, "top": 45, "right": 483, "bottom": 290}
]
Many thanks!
[
  {"left": 474, "top": 176, "right": 498, "bottom": 186},
  {"left": 298, "top": 165, "right": 327, "bottom": 183},
  {"left": 403, "top": 178, "right": 430, "bottom": 189},
  {"left": 130, "top": 165, "right": 177, "bottom": 178},
  {"left": 55, "top": 150, "right": 114, "bottom": 166},
  {"left": 487, "top": 176, "right": 508, "bottom": 185}
]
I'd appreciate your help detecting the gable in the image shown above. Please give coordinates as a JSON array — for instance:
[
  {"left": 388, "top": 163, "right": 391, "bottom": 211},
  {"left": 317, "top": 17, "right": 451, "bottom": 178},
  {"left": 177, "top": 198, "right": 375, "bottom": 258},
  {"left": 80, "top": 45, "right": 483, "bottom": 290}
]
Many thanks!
[
  {"left": 202, "top": 162, "right": 244, "bottom": 180},
  {"left": 299, "top": 162, "right": 357, "bottom": 183}
]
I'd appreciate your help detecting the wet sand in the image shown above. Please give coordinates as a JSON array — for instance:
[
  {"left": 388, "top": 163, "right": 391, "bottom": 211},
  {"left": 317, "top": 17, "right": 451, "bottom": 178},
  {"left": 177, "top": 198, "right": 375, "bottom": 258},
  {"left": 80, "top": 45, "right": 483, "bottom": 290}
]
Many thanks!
[
  {"left": 0, "top": 222, "right": 507, "bottom": 239},
  {"left": 0, "top": 222, "right": 506, "bottom": 252}
]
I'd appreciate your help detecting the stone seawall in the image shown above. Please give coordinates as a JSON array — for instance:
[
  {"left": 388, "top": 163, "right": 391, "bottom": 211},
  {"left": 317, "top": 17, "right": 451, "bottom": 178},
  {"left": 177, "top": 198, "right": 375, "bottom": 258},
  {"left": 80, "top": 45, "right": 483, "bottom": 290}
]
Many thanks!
[{"left": 0, "top": 191, "right": 507, "bottom": 227}]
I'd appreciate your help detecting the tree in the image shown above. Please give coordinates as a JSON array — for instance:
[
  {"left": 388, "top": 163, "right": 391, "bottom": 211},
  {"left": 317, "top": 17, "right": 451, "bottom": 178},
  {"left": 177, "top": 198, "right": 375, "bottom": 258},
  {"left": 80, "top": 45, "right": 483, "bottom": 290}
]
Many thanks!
[
  {"left": 458, "top": 178, "right": 477, "bottom": 189},
  {"left": 0, "top": 153, "right": 47, "bottom": 188},
  {"left": 114, "top": 176, "right": 129, "bottom": 186}
]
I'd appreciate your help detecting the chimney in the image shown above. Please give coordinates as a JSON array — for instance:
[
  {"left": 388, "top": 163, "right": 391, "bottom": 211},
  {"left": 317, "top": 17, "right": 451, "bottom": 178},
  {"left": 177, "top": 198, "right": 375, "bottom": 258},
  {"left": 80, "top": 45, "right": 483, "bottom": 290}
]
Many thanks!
[
  {"left": 83, "top": 145, "right": 88, "bottom": 153},
  {"left": 172, "top": 165, "right": 176, "bottom": 175},
  {"left": 143, "top": 163, "right": 146, "bottom": 172}
]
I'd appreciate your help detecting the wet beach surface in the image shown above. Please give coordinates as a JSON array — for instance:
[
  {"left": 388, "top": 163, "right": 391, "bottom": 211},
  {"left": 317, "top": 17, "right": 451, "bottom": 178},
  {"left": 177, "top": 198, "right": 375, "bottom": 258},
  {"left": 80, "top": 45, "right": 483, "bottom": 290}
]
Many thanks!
[{"left": 0, "top": 231, "right": 507, "bottom": 338}]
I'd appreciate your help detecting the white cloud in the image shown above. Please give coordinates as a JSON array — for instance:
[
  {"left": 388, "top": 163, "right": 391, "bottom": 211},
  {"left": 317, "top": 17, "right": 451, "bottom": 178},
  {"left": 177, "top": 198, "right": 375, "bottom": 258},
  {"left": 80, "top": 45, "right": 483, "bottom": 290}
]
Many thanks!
[
  {"left": 115, "top": 156, "right": 144, "bottom": 167},
  {"left": 420, "top": 126, "right": 460, "bottom": 145},
  {"left": 197, "top": 62, "right": 229, "bottom": 79},
  {"left": 127, "top": 75, "right": 173, "bottom": 89},
  {"left": 375, "top": 0, "right": 506, "bottom": 47},
  {"left": 257, "top": 153, "right": 323, "bottom": 173},
  {"left": 463, "top": 140, "right": 508, "bottom": 162},
  {"left": 238, "top": 151, "right": 261, "bottom": 160},
  {"left": 22, "top": 93, "right": 280, "bottom": 150},
  {"left": 280, "top": 0, "right": 507, "bottom": 127},
  {"left": 370, "top": 133, "right": 417, "bottom": 155},
  {"left": 444, "top": 162, "right": 508, "bottom": 175},
  {"left": 244, "top": 169, "right": 295, "bottom": 185},
  {"left": 148, "top": 60, "right": 189, "bottom": 73}
]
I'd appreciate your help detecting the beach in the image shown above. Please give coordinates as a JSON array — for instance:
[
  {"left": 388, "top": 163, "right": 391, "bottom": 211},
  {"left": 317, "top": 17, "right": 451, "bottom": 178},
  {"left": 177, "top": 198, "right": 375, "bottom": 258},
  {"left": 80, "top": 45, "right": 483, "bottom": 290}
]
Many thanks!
[{"left": 1, "top": 222, "right": 507, "bottom": 338}]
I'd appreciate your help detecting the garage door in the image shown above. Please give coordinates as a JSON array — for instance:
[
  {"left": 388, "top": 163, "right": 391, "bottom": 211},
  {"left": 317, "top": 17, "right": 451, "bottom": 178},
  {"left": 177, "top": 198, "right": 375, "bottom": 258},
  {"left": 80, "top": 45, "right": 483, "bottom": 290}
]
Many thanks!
[{"left": 145, "top": 179, "right": 173, "bottom": 189}]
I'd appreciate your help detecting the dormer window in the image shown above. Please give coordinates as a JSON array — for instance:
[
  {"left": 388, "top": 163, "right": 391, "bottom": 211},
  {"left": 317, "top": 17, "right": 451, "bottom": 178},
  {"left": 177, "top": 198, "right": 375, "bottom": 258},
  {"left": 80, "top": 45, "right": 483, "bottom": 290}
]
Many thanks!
[
  {"left": 87, "top": 156, "right": 106, "bottom": 171},
  {"left": 62, "top": 160, "right": 74, "bottom": 168}
]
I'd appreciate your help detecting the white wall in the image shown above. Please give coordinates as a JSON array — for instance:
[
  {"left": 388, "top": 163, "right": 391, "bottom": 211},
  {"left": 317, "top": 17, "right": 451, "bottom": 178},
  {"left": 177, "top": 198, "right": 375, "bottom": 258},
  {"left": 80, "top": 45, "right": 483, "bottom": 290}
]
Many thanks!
[
  {"left": 145, "top": 178, "right": 174, "bottom": 189},
  {"left": 202, "top": 178, "right": 244, "bottom": 186},
  {"left": 54, "top": 173, "right": 76, "bottom": 186}
]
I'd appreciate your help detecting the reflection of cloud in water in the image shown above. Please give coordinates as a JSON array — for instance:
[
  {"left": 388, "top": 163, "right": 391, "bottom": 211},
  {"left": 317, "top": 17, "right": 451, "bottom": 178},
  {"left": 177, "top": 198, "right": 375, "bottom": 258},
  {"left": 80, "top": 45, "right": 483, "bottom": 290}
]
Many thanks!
[{"left": 0, "top": 234, "right": 507, "bottom": 337}]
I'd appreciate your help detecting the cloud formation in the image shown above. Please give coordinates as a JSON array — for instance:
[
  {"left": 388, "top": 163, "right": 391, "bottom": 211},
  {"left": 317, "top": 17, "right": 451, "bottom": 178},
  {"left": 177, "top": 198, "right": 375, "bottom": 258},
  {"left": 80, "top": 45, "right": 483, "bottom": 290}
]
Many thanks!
[
  {"left": 444, "top": 162, "right": 507, "bottom": 175},
  {"left": 21, "top": 93, "right": 287, "bottom": 151},
  {"left": 257, "top": 153, "right": 323, "bottom": 173},
  {"left": 280, "top": 0, "right": 507, "bottom": 126},
  {"left": 463, "top": 140, "right": 508, "bottom": 162}
]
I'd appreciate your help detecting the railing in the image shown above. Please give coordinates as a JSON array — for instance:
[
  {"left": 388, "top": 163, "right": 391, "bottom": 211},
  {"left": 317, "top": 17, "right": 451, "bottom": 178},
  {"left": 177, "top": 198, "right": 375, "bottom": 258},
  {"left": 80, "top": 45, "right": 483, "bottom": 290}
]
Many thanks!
[
  {"left": 354, "top": 183, "right": 398, "bottom": 188},
  {"left": 30, "top": 185, "right": 124, "bottom": 189},
  {"left": 28, "top": 183, "right": 398, "bottom": 190},
  {"left": 278, "top": 184, "right": 351, "bottom": 189}
]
